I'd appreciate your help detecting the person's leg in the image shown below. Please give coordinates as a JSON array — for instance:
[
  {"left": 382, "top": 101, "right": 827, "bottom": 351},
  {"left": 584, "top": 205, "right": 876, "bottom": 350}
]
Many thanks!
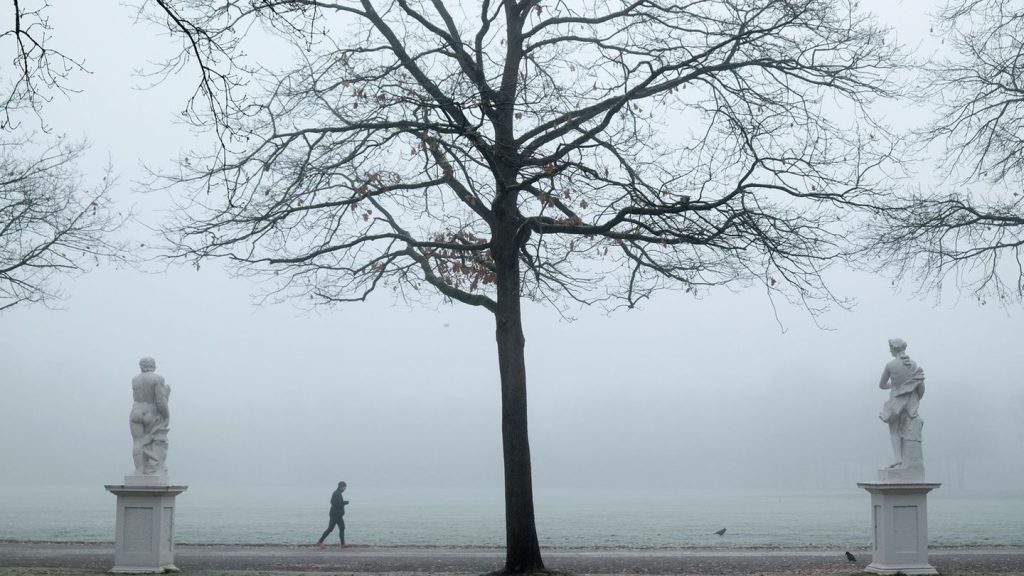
[
  {"left": 317, "top": 518, "right": 338, "bottom": 546},
  {"left": 338, "top": 518, "right": 345, "bottom": 546}
]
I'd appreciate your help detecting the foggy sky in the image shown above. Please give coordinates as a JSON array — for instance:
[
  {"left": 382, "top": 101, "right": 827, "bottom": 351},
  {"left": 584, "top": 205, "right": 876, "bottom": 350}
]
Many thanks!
[{"left": 1, "top": 0, "right": 1022, "bottom": 493}]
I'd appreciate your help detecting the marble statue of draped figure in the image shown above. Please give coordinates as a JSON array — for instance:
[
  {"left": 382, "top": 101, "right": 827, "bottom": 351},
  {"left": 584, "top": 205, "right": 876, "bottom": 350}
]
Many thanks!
[
  {"left": 878, "top": 339, "right": 925, "bottom": 470},
  {"left": 130, "top": 357, "right": 170, "bottom": 476}
]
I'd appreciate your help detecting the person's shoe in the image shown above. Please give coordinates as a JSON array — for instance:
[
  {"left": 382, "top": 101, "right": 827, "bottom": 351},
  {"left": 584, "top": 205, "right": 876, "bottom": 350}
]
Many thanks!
[{"left": 316, "top": 542, "right": 325, "bottom": 548}]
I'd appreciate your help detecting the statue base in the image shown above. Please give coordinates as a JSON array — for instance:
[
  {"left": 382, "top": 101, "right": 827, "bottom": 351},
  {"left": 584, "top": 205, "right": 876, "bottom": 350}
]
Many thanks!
[
  {"left": 104, "top": 482, "right": 188, "bottom": 573},
  {"left": 876, "top": 466, "right": 924, "bottom": 482},
  {"left": 123, "top": 475, "right": 170, "bottom": 486},
  {"left": 857, "top": 479, "right": 941, "bottom": 575}
]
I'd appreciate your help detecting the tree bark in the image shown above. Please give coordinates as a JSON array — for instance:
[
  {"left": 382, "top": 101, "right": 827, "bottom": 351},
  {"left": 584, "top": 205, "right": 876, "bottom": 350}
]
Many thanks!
[{"left": 492, "top": 218, "right": 545, "bottom": 573}]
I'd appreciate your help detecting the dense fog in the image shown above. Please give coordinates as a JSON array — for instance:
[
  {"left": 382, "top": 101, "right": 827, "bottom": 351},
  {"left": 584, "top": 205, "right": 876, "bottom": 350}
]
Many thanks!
[
  {"left": 1, "top": 0, "right": 1022, "bottom": 495},
  {"left": 3, "top": 263, "right": 1022, "bottom": 492}
]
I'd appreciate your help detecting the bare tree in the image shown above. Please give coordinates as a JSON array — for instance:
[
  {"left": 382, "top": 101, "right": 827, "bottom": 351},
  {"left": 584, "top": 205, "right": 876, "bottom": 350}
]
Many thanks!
[
  {"left": 151, "top": 1, "right": 903, "bottom": 571},
  {"left": 2, "top": 0, "right": 87, "bottom": 122},
  {"left": 0, "top": 1, "right": 125, "bottom": 311},
  {"left": 0, "top": 137, "right": 123, "bottom": 310},
  {"left": 873, "top": 0, "right": 1024, "bottom": 304}
]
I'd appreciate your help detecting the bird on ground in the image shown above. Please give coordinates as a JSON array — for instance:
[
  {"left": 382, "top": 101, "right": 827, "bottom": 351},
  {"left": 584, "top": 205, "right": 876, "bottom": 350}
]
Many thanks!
[
  {"left": 714, "top": 528, "right": 727, "bottom": 536},
  {"left": 845, "top": 551, "right": 857, "bottom": 562}
]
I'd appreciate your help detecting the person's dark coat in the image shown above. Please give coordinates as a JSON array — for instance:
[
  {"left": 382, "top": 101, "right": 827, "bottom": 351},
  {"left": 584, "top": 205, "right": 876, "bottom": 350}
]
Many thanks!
[{"left": 329, "top": 488, "right": 347, "bottom": 519}]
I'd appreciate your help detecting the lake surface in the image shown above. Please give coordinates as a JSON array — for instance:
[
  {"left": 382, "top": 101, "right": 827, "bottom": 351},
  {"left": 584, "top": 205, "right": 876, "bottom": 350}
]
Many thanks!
[{"left": 1, "top": 485, "right": 1021, "bottom": 549}]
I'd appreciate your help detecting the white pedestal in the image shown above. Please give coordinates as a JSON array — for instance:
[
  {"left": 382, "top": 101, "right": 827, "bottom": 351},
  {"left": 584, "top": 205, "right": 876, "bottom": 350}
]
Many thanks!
[
  {"left": 104, "top": 483, "right": 188, "bottom": 573},
  {"left": 857, "top": 479, "right": 941, "bottom": 575}
]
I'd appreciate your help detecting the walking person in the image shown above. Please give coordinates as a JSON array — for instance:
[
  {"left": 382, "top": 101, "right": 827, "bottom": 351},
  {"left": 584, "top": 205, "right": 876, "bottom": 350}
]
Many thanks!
[{"left": 316, "top": 481, "right": 349, "bottom": 547}]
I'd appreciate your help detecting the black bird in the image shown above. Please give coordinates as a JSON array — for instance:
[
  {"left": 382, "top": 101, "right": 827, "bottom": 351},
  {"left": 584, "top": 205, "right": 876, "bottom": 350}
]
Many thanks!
[
  {"left": 845, "top": 551, "right": 857, "bottom": 562},
  {"left": 714, "top": 528, "right": 727, "bottom": 536}
]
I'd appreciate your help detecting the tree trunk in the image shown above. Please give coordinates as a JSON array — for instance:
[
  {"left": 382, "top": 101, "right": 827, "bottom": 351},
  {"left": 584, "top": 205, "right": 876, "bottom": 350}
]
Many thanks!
[{"left": 492, "top": 221, "right": 545, "bottom": 573}]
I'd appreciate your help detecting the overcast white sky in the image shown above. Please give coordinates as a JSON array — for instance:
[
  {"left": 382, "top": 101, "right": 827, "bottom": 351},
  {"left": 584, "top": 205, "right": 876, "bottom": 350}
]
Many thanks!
[{"left": 1, "top": 0, "right": 1022, "bottom": 493}]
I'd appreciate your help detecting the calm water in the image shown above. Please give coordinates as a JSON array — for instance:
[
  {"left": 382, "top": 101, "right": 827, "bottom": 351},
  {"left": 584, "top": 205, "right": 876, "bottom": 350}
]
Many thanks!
[{"left": 1, "top": 485, "right": 1021, "bottom": 549}]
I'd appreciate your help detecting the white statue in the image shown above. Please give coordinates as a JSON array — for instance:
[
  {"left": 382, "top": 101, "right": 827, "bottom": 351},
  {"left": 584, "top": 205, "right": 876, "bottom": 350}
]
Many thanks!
[
  {"left": 878, "top": 339, "right": 925, "bottom": 470},
  {"left": 130, "top": 357, "right": 170, "bottom": 476}
]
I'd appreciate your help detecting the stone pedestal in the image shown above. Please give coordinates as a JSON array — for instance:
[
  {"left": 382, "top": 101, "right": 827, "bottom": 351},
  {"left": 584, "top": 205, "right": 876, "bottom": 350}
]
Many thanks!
[
  {"left": 857, "top": 478, "right": 941, "bottom": 575},
  {"left": 104, "top": 483, "right": 188, "bottom": 573}
]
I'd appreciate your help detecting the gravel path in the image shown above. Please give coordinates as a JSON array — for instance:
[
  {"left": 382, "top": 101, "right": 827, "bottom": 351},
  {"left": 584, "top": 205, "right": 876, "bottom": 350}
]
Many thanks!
[{"left": 2, "top": 542, "right": 1023, "bottom": 575}]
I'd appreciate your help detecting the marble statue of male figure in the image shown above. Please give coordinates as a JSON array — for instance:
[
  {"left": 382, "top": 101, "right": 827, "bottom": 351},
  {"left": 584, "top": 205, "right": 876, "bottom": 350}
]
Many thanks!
[
  {"left": 878, "top": 339, "right": 925, "bottom": 470},
  {"left": 130, "top": 357, "right": 171, "bottom": 476}
]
